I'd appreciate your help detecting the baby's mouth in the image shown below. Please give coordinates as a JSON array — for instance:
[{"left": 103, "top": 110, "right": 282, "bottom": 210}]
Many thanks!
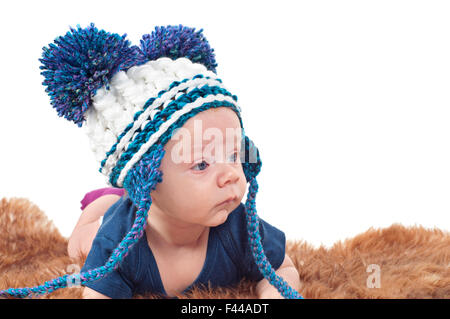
[{"left": 216, "top": 195, "right": 237, "bottom": 207}]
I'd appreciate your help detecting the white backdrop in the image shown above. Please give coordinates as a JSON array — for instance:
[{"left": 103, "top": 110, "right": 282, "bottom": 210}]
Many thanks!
[{"left": 0, "top": 0, "right": 449, "bottom": 248}]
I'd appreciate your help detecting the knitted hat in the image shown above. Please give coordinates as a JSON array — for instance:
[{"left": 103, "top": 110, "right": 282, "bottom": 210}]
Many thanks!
[{"left": 0, "top": 23, "right": 302, "bottom": 299}]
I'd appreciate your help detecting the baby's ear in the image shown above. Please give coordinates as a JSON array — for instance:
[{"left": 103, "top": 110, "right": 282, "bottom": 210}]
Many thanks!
[
  {"left": 39, "top": 23, "right": 142, "bottom": 127},
  {"left": 241, "top": 135, "right": 262, "bottom": 182}
]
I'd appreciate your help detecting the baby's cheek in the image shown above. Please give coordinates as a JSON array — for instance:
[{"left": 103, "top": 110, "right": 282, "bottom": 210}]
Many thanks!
[
  {"left": 172, "top": 181, "right": 209, "bottom": 206},
  {"left": 238, "top": 171, "right": 248, "bottom": 194}
]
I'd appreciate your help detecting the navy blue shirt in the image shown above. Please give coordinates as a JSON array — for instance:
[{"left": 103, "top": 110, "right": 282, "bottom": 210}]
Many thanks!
[{"left": 81, "top": 195, "right": 286, "bottom": 299}]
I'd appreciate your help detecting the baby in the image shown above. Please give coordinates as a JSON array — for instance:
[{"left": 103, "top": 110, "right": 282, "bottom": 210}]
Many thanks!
[
  {"left": 70, "top": 107, "right": 300, "bottom": 298},
  {"left": 0, "top": 23, "right": 302, "bottom": 299}
]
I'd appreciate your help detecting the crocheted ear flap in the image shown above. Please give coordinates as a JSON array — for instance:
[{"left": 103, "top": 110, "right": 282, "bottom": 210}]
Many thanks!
[
  {"left": 123, "top": 143, "right": 165, "bottom": 207},
  {"left": 241, "top": 135, "right": 262, "bottom": 183},
  {"left": 39, "top": 23, "right": 142, "bottom": 127}
]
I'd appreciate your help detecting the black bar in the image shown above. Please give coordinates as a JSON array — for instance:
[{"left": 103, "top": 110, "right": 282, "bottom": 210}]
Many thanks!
[{"left": 0, "top": 298, "right": 448, "bottom": 317}]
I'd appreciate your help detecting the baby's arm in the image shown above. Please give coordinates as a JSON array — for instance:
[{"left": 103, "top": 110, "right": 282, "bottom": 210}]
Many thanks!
[
  {"left": 68, "top": 194, "right": 121, "bottom": 260},
  {"left": 82, "top": 287, "right": 111, "bottom": 299},
  {"left": 255, "top": 254, "right": 301, "bottom": 299}
]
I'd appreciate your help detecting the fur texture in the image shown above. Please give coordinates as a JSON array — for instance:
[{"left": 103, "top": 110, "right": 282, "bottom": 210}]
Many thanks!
[{"left": 0, "top": 197, "right": 448, "bottom": 299}]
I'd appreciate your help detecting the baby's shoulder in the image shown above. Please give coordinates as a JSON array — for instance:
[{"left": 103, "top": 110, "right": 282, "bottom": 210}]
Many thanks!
[{"left": 96, "top": 195, "right": 137, "bottom": 243}]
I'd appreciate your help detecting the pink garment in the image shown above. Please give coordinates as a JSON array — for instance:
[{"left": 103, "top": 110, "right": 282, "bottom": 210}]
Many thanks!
[{"left": 80, "top": 187, "right": 126, "bottom": 210}]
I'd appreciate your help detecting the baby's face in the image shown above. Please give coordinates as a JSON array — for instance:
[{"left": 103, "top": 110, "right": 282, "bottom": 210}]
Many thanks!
[{"left": 149, "top": 107, "right": 248, "bottom": 227}]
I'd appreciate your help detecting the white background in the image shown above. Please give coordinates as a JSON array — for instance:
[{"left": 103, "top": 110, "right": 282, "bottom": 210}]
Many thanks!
[{"left": 0, "top": 0, "right": 449, "bottom": 248}]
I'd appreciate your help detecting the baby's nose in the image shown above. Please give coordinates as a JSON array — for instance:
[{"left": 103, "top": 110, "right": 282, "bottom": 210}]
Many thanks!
[{"left": 217, "top": 163, "right": 240, "bottom": 187}]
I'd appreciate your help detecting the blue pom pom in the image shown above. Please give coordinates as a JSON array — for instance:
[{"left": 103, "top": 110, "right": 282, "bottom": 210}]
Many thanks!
[
  {"left": 39, "top": 23, "right": 142, "bottom": 126},
  {"left": 139, "top": 25, "right": 218, "bottom": 73}
]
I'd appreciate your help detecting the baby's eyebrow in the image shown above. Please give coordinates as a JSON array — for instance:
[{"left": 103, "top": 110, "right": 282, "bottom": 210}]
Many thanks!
[
  {"left": 191, "top": 143, "right": 208, "bottom": 155},
  {"left": 186, "top": 126, "right": 242, "bottom": 160},
  {"left": 191, "top": 138, "right": 241, "bottom": 152},
  {"left": 189, "top": 138, "right": 241, "bottom": 160}
]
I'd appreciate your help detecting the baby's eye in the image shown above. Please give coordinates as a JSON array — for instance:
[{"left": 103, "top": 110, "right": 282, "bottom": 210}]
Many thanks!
[
  {"left": 192, "top": 152, "right": 239, "bottom": 171},
  {"left": 228, "top": 151, "right": 240, "bottom": 163},
  {"left": 192, "top": 160, "right": 209, "bottom": 171}
]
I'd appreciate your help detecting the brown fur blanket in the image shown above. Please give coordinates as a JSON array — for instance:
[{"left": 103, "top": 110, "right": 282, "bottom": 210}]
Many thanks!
[{"left": 0, "top": 197, "right": 449, "bottom": 299}]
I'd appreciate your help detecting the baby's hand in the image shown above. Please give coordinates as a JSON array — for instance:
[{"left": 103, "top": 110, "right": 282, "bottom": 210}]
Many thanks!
[
  {"left": 258, "top": 287, "right": 285, "bottom": 299},
  {"left": 255, "top": 254, "right": 301, "bottom": 299},
  {"left": 67, "top": 220, "right": 101, "bottom": 260}
]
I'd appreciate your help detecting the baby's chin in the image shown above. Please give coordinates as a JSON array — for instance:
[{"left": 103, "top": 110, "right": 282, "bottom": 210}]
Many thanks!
[{"left": 206, "top": 203, "right": 239, "bottom": 227}]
